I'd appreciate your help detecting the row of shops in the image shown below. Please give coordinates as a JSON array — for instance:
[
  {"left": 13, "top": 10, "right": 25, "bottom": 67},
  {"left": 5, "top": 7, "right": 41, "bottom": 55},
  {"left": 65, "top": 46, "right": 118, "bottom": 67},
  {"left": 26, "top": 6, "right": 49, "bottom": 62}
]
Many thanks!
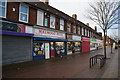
[{"left": 1, "top": 21, "right": 103, "bottom": 65}]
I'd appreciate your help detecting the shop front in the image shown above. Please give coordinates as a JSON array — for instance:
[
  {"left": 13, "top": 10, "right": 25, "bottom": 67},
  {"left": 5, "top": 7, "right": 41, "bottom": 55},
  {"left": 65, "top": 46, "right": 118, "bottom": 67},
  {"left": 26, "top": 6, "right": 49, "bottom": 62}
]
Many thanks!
[
  {"left": 81, "top": 37, "right": 90, "bottom": 52},
  {"left": 67, "top": 34, "right": 81, "bottom": 55},
  {"left": 33, "top": 28, "right": 67, "bottom": 60},
  {"left": 90, "top": 38, "right": 103, "bottom": 51},
  {"left": 96, "top": 39, "right": 103, "bottom": 49},
  {"left": 1, "top": 21, "right": 34, "bottom": 65},
  {"left": 90, "top": 38, "right": 97, "bottom": 50}
]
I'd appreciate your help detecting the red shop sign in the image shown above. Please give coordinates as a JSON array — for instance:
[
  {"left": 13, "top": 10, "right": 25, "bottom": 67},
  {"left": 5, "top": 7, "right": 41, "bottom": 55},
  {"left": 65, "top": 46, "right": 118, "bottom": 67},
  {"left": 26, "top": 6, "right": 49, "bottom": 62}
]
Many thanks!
[{"left": 82, "top": 37, "right": 90, "bottom": 42}]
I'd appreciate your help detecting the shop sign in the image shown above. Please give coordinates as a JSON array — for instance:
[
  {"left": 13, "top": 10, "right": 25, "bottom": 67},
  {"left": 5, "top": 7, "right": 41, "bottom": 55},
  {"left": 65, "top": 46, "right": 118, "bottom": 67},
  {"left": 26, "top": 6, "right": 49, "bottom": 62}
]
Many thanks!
[
  {"left": 0, "top": 21, "right": 26, "bottom": 33},
  {"left": 82, "top": 37, "right": 90, "bottom": 42},
  {"left": 96, "top": 39, "right": 103, "bottom": 43},
  {"left": 34, "top": 29, "right": 65, "bottom": 39},
  {"left": 90, "top": 38, "right": 96, "bottom": 42},
  {"left": 72, "top": 35, "right": 81, "bottom": 41},
  {"left": 67, "top": 35, "right": 72, "bottom": 40}
]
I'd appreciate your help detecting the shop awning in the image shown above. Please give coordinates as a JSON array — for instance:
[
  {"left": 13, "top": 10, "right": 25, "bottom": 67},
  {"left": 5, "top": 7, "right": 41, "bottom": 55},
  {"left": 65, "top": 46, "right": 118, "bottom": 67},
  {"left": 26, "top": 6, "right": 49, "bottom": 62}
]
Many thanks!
[
  {"left": 1, "top": 30, "right": 34, "bottom": 37},
  {"left": 34, "top": 37, "right": 68, "bottom": 42},
  {"left": 67, "top": 40, "right": 81, "bottom": 42}
]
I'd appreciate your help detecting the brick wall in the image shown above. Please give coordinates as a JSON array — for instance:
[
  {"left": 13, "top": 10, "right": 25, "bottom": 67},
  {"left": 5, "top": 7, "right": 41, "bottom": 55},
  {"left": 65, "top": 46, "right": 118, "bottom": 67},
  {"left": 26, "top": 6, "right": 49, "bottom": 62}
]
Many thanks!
[
  {"left": 55, "top": 17, "right": 60, "bottom": 30},
  {"left": 6, "top": 2, "right": 19, "bottom": 21},
  {"left": 29, "top": 7, "right": 37, "bottom": 25}
]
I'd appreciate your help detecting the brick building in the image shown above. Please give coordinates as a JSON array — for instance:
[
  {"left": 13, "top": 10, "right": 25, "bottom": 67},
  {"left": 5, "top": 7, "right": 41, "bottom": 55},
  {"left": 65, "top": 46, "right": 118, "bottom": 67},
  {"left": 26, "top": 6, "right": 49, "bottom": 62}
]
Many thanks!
[{"left": 1, "top": 0, "right": 102, "bottom": 65}]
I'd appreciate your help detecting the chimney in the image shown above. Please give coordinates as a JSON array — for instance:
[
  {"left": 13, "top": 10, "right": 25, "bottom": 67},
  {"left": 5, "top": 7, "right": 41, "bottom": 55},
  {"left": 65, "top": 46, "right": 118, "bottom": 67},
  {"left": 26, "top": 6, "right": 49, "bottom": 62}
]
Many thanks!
[
  {"left": 94, "top": 26, "right": 97, "bottom": 31},
  {"left": 40, "top": 0, "right": 49, "bottom": 4},
  {"left": 86, "top": 23, "right": 89, "bottom": 26},
  {"left": 72, "top": 14, "right": 77, "bottom": 20}
]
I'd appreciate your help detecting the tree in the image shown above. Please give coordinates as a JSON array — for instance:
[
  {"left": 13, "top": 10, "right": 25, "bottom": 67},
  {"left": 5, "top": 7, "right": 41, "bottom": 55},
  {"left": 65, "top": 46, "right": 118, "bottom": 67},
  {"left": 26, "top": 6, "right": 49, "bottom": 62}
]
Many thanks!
[{"left": 87, "top": 0, "right": 119, "bottom": 59}]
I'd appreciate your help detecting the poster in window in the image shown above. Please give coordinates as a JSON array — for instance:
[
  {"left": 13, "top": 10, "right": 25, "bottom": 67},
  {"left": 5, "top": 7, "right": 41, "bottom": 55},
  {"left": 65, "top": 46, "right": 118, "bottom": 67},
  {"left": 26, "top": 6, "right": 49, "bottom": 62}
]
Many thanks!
[
  {"left": 50, "top": 15, "right": 55, "bottom": 28},
  {"left": 44, "top": 18, "right": 48, "bottom": 26}
]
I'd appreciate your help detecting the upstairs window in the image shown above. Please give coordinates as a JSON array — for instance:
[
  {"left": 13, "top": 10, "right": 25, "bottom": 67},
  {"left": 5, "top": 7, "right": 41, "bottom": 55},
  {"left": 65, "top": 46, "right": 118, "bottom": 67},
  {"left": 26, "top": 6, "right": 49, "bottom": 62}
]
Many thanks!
[
  {"left": 37, "top": 10, "right": 44, "bottom": 26},
  {"left": 88, "top": 30, "right": 90, "bottom": 36},
  {"left": 73, "top": 25, "right": 76, "bottom": 33},
  {"left": 85, "top": 29, "right": 87, "bottom": 36},
  {"left": 19, "top": 4, "right": 29, "bottom": 23},
  {"left": 60, "top": 19, "right": 64, "bottom": 30},
  {"left": 50, "top": 15, "right": 55, "bottom": 29},
  {"left": 67, "top": 23, "right": 71, "bottom": 32},
  {"left": 82, "top": 27, "right": 84, "bottom": 35},
  {"left": 78, "top": 27, "right": 80, "bottom": 34},
  {"left": 0, "top": 0, "right": 7, "bottom": 18}
]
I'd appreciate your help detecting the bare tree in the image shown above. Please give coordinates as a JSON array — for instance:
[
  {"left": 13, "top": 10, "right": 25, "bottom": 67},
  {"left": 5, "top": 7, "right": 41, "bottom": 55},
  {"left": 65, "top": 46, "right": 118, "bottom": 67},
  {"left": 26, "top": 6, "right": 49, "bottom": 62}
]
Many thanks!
[{"left": 87, "top": 0, "right": 119, "bottom": 59}]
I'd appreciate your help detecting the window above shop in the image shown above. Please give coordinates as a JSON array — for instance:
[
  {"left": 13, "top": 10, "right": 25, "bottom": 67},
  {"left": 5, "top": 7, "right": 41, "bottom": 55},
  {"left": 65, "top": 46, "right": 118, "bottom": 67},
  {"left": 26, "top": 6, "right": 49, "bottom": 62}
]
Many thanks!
[
  {"left": 60, "top": 19, "right": 64, "bottom": 30},
  {"left": 0, "top": 0, "right": 7, "bottom": 18},
  {"left": 82, "top": 27, "right": 84, "bottom": 35},
  {"left": 19, "top": 4, "right": 29, "bottom": 23},
  {"left": 50, "top": 15, "right": 55, "bottom": 29},
  {"left": 67, "top": 23, "right": 71, "bottom": 32},
  {"left": 73, "top": 25, "right": 76, "bottom": 33},
  {"left": 37, "top": 10, "right": 44, "bottom": 26},
  {"left": 78, "top": 27, "right": 80, "bottom": 34}
]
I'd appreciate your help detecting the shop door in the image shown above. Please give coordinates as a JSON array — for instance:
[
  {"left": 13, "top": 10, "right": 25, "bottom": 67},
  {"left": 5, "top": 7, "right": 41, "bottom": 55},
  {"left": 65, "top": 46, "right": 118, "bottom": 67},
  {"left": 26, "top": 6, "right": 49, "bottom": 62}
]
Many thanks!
[
  {"left": 45, "top": 43, "right": 50, "bottom": 59},
  {"left": 50, "top": 42, "right": 55, "bottom": 57}
]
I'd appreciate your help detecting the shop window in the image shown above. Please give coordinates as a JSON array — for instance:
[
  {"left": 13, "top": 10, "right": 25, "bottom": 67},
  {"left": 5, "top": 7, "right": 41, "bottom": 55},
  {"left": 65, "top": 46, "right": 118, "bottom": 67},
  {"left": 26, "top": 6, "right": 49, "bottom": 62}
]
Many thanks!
[
  {"left": 50, "top": 15, "right": 55, "bottom": 29},
  {"left": 60, "top": 19, "right": 64, "bottom": 30},
  {"left": 67, "top": 42, "right": 81, "bottom": 54},
  {"left": 19, "top": 4, "right": 29, "bottom": 23},
  {"left": 67, "top": 42, "right": 73, "bottom": 53},
  {"left": 74, "top": 42, "right": 81, "bottom": 52},
  {"left": 0, "top": 0, "right": 7, "bottom": 18},
  {"left": 67, "top": 23, "right": 71, "bottom": 32},
  {"left": 37, "top": 10, "right": 44, "bottom": 26},
  {"left": 33, "top": 43, "right": 45, "bottom": 56},
  {"left": 55, "top": 42, "right": 65, "bottom": 56}
]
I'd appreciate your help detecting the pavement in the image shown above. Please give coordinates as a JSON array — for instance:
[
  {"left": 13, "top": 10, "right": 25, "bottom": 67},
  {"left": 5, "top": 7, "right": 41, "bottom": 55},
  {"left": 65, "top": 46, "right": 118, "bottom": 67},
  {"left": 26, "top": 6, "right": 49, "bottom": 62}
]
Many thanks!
[{"left": 2, "top": 48, "right": 119, "bottom": 78}]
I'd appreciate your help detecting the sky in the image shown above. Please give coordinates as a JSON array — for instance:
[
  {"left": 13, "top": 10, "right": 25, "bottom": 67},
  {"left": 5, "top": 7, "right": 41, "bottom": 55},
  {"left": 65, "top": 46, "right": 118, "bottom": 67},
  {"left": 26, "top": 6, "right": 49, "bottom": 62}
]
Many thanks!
[{"left": 49, "top": 0, "right": 119, "bottom": 37}]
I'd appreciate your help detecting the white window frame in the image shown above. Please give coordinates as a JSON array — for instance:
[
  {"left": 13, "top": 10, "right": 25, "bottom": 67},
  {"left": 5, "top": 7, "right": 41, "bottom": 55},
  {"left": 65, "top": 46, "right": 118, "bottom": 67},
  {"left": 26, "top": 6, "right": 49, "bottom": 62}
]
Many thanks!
[
  {"left": 37, "top": 9, "right": 44, "bottom": 26},
  {"left": 0, "top": 0, "right": 7, "bottom": 18},
  {"left": 60, "top": 18, "right": 64, "bottom": 30},
  {"left": 73, "top": 25, "right": 76, "bottom": 33},
  {"left": 82, "top": 27, "right": 84, "bottom": 35},
  {"left": 50, "top": 15, "right": 55, "bottom": 29},
  {"left": 19, "top": 3, "right": 29, "bottom": 23},
  {"left": 78, "top": 27, "right": 80, "bottom": 34},
  {"left": 67, "top": 23, "right": 71, "bottom": 32},
  {"left": 88, "top": 30, "right": 89, "bottom": 36}
]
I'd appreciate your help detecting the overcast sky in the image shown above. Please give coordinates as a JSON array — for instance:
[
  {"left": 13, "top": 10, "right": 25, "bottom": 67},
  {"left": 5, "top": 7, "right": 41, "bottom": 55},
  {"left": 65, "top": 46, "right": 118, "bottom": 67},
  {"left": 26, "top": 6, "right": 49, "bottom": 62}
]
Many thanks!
[{"left": 49, "top": 0, "right": 119, "bottom": 37}]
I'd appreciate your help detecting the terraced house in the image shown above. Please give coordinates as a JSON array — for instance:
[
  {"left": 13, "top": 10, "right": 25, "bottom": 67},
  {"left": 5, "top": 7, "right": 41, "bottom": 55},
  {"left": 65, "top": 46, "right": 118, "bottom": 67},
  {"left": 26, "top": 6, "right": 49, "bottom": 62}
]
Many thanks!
[{"left": 1, "top": 0, "right": 103, "bottom": 65}]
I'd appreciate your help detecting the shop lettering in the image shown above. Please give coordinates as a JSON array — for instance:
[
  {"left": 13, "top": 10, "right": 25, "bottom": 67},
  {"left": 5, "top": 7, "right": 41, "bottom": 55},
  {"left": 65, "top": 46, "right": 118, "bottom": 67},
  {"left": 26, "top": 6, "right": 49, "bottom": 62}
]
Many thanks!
[{"left": 38, "top": 30, "right": 63, "bottom": 36}]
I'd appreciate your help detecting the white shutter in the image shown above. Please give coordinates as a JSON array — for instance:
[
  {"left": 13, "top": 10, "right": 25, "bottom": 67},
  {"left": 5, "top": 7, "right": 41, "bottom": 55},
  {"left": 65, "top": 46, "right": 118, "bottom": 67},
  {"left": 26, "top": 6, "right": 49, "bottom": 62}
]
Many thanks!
[{"left": 37, "top": 10, "right": 44, "bottom": 26}]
